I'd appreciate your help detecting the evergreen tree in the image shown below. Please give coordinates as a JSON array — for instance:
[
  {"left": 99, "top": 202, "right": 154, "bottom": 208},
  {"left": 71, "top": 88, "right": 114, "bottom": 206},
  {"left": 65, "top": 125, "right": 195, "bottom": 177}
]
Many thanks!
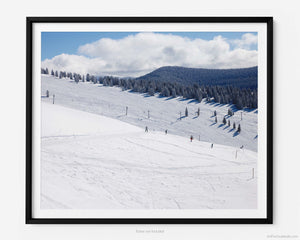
[
  {"left": 171, "top": 88, "right": 177, "bottom": 98},
  {"left": 133, "top": 82, "right": 140, "bottom": 92},
  {"left": 214, "top": 110, "right": 217, "bottom": 116},
  {"left": 148, "top": 88, "right": 155, "bottom": 96},
  {"left": 197, "top": 107, "right": 200, "bottom": 116},
  {"left": 233, "top": 122, "right": 236, "bottom": 129},
  {"left": 74, "top": 74, "right": 79, "bottom": 83},
  {"left": 51, "top": 69, "right": 54, "bottom": 76},
  {"left": 222, "top": 116, "right": 227, "bottom": 125},
  {"left": 236, "top": 98, "right": 243, "bottom": 110},
  {"left": 237, "top": 124, "right": 241, "bottom": 133},
  {"left": 228, "top": 120, "right": 231, "bottom": 127},
  {"left": 196, "top": 90, "right": 203, "bottom": 102},
  {"left": 215, "top": 116, "right": 217, "bottom": 123},
  {"left": 185, "top": 107, "right": 188, "bottom": 117},
  {"left": 215, "top": 94, "right": 220, "bottom": 103},
  {"left": 91, "top": 75, "right": 96, "bottom": 84},
  {"left": 161, "top": 87, "right": 170, "bottom": 97}
]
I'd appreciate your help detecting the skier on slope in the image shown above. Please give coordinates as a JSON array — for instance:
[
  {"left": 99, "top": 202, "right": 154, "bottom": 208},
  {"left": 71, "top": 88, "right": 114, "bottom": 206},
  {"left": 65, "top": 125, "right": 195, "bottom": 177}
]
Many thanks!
[
  {"left": 211, "top": 143, "right": 214, "bottom": 148},
  {"left": 190, "top": 135, "right": 193, "bottom": 142},
  {"left": 145, "top": 126, "right": 148, "bottom": 132},
  {"left": 165, "top": 129, "right": 168, "bottom": 135}
]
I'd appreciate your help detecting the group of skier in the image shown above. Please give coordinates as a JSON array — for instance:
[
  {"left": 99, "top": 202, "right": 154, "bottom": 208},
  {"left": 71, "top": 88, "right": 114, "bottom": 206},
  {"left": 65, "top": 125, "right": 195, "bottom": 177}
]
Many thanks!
[
  {"left": 145, "top": 126, "right": 217, "bottom": 149},
  {"left": 189, "top": 135, "right": 213, "bottom": 148},
  {"left": 145, "top": 126, "right": 168, "bottom": 135},
  {"left": 143, "top": 126, "right": 244, "bottom": 150}
]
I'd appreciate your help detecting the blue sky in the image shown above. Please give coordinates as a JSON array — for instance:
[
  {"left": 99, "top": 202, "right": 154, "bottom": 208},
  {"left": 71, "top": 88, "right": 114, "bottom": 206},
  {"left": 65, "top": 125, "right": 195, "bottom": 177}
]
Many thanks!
[
  {"left": 41, "top": 31, "right": 258, "bottom": 77},
  {"left": 41, "top": 32, "right": 257, "bottom": 60}
]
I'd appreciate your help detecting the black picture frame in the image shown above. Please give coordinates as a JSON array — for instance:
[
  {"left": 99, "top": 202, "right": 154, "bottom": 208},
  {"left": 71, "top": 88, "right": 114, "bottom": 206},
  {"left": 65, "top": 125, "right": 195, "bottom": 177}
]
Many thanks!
[{"left": 26, "top": 16, "right": 273, "bottom": 224}]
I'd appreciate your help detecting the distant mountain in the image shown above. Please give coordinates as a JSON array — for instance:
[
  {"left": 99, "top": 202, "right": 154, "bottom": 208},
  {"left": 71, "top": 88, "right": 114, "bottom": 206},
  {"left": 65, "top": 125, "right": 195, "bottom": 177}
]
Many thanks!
[{"left": 137, "top": 66, "right": 258, "bottom": 89}]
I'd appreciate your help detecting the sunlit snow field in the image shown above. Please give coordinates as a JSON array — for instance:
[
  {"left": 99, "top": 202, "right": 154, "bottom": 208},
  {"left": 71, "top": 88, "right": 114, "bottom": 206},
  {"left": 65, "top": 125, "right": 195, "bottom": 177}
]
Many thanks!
[{"left": 41, "top": 75, "right": 258, "bottom": 209}]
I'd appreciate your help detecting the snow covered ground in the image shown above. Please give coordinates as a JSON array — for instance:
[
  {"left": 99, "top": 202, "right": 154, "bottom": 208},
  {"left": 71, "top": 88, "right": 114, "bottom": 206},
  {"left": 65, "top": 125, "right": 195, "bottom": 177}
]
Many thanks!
[
  {"left": 41, "top": 100, "right": 257, "bottom": 209},
  {"left": 41, "top": 75, "right": 258, "bottom": 152}
]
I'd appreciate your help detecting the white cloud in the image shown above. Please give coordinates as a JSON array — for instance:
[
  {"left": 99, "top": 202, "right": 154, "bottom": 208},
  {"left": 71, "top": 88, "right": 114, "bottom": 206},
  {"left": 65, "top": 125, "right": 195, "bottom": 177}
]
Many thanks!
[
  {"left": 41, "top": 54, "right": 109, "bottom": 75},
  {"left": 42, "top": 32, "right": 258, "bottom": 77},
  {"left": 230, "top": 33, "right": 258, "bottom": 50}
]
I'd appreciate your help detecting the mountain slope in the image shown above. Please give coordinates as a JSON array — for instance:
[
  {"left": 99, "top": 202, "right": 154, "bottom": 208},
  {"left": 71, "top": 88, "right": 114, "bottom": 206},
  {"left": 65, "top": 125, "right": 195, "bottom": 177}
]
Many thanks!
[
  {"left": 137, "top": 66, "right": 258, "bottom": 89},
  {"left": 42, "top": 75, "right": 258, "bottom": 151},
  {"left": 41, "top": 101, "right": 257, "bottom": 209}
]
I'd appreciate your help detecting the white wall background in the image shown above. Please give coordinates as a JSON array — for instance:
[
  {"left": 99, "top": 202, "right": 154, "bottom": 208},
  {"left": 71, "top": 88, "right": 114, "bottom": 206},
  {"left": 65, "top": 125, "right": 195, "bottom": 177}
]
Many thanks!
[{"left": 0, "top": 0, "right": 299, "bottom": 239}]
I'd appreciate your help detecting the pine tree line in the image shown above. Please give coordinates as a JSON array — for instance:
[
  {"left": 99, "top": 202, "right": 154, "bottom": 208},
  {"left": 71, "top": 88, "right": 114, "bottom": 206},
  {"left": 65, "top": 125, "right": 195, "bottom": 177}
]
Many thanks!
[{"left": 41, "top": 68, "right": 257, "bottom": 109}]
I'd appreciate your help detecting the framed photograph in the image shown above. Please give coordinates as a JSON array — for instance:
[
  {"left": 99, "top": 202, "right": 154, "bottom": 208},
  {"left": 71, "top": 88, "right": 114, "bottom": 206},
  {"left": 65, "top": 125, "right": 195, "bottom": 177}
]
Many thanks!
[{"left": 26, "top": 17, "right": 273, "bottom": 224}]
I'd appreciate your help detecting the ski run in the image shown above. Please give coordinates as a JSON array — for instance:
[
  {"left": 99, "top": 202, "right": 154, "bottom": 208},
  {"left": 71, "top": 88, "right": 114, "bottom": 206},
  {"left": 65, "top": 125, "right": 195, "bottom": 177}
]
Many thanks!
[{"left": 41, "top": 75, "right": 257, "bottom": 209}]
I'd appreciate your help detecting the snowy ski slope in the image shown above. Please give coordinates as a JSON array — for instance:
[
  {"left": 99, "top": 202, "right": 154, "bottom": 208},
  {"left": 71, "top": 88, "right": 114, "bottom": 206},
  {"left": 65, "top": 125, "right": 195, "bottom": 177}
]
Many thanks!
[
  {"left": 41, "top": 101, "right": 257, "bottom": 209},
  {"left": 41, "top": 75, "right": 258, "bottom": 152}
]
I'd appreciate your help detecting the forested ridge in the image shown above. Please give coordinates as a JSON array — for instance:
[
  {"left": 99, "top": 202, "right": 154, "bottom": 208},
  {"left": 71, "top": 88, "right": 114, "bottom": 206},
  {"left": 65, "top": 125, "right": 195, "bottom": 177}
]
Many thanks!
[
  {"left": 138, "top": 66, "right": 258, "bottom": 89},
  {"left": 41, "top": 66, "right": 258, "bottom": 109}
]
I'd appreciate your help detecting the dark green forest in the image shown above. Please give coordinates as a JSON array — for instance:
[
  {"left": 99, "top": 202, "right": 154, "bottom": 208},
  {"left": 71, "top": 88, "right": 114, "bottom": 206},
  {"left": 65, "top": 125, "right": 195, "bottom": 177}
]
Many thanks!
[
  {"left": 41, "top": 65, "right": 258, "bottom": 109},
  {"left": 138, "top": 66, "right": 257, "bottom": 89}
]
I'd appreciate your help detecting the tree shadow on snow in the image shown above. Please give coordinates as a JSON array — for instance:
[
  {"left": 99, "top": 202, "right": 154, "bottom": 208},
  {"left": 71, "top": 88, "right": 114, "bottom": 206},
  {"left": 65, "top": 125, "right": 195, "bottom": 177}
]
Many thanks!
[
  {"left": 243, "top": 107, "right": 257, "bottom": 113},
  {"left": 142, "top": 93, "right": 152, "bottom": 98},
  {"left": 228, "top": 128, "right": 235, "bottom": 133},
  {"left": 206, "top": 101, "right": 228, "bottom": 108},
  {"left": 210, "top": 122, "right": 217, "bottom": 126},
  {"left": 177, "top": 116, "right": 187, "bottom": 121},
  {"left": 164, "top": 96, "right": 174, "bottom": 101},
  {"left": 230, "top": 105, "right": 257, "bottom": 114},
  {"left": 212, "top": 103, "right": 223, "bottom": 107},
  {"left": 179, "top": 98, "right": 190, "bottom": 102},
  {"left": 187, "top": 99, "right": 199, "bottom": 104},
  {"left": 233, "top": 131, "right": 240, "bottom": 137}
]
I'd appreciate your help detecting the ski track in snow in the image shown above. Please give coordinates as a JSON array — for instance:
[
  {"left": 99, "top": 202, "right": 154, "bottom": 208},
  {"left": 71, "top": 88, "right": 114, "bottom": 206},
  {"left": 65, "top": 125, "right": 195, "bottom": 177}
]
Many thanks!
[{"left": 41, "top": 75, "right": 258, "bottom": 209}]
